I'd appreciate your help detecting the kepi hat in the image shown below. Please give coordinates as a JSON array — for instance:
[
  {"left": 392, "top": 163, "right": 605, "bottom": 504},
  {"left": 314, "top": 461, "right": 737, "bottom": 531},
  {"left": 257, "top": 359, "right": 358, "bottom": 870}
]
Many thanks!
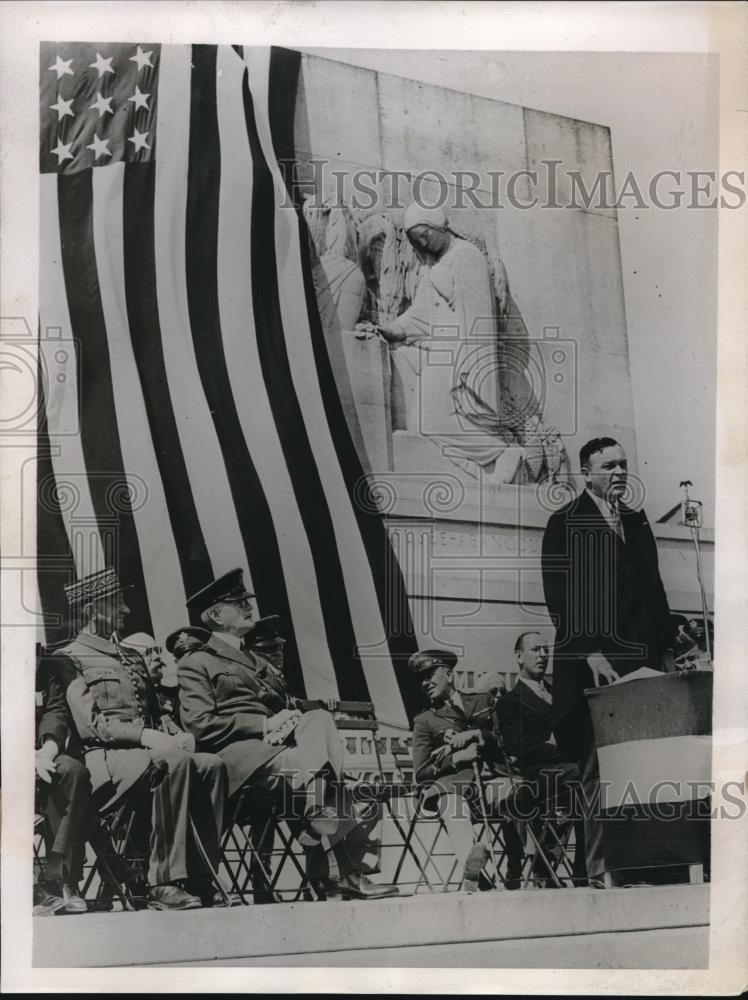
[{"left": 64, "top": 567, "right": 129, "bottom": 611}]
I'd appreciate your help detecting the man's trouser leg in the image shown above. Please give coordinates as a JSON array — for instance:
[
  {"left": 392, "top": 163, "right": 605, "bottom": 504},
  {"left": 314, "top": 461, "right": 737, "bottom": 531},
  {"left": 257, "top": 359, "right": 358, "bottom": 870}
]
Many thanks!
[
  {"left": 269, "top": 709, "right": 344, "bottom": 809},
  {"left": 190, "top": 753, "right": 228, "bottom": 872},
  {"left": 530, "top": 764, "right": 584, "bottom": 884},
  {"left": 244, "top": 769, "right": 360, "bottom": 883},
  {"left": 147, "top": 748, "right": 192, "bottom": 886},
  {"left": 434, "top": 791, "right": 477, "bottom": 871},
  {"left": 41, "top": 755, "right": 92, "bottom": 885},
  {"left": 483, "top": 778, "right": 524, "bottom": 882},
  {"left": 579, "top": 724, "right": 606, "bottom": 881}
]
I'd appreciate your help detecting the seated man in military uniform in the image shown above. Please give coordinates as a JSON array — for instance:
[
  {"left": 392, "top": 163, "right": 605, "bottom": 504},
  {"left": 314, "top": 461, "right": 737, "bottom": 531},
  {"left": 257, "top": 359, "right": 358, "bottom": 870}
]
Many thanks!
[
  {"left": 177, "top": 568, "right": 397, "bottom": 901},
  {"left": 121, "top": 631, "right": 183, "bottom": 728},
  {"left": 410, "top": 649, "right": 524, "bottom": 892},
  {"left": 54, "top": 568, "right": 228, "bottom": 911}
]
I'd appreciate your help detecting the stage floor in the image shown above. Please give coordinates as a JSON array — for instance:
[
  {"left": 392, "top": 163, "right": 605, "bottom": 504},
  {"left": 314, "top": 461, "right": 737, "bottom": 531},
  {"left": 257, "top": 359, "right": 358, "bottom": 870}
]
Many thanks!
[{"left": 34, "top": 883, "right": 709, "bottom": 970}]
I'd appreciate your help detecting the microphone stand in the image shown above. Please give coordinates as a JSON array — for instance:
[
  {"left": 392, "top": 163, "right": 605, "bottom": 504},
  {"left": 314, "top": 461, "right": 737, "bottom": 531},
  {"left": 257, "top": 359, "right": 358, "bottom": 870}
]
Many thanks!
[{"left": 679, "top": 481, "right": 712, "bottom": 664}]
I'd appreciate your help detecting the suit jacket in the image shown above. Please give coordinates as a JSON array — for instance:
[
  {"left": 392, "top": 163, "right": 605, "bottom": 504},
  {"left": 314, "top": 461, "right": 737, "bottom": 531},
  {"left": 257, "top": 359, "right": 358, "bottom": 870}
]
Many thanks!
[
  {"left": 177, "top": 635, "right": 287, "bottom": 795},
  {"left": 412, "top": 690, "right": 501, "bottom": 790},
  {"left": 494, "top": 678, "right": 564, "bottom": 780},
  {"left": 541, "top": 490, "right": 673, "bottom": 758},
  {"left": 36, "top": 664, "right": 74, "bottom": 753},
  {"left": 53, "top": 633, "right": 160, "bottom": 808}
]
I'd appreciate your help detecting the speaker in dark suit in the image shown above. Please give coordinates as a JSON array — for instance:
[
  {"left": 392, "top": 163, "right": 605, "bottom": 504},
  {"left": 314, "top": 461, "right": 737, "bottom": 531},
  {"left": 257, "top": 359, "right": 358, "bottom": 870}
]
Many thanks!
[
  {"left": 540, "top": 438, "right": 675, "bottom": 882},
  {"left": 541, "top": 438, "right": 675, "bottom": 762}
]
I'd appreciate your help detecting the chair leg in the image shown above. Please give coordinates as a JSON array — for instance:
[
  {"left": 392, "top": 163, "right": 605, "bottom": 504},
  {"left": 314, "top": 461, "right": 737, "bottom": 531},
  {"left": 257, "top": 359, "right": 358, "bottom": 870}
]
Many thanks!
[
  {"left": 189, "top": 816, "right": 234, "bottom": 906},
  {"left": 219, "top": 824, "right": 252, "bottom": 904},
  {"left": 523, "top": 819, "right": 563, "bottom": 888},
  {"left": 388, "top": 798, "right": 438, "bottom": 892}
]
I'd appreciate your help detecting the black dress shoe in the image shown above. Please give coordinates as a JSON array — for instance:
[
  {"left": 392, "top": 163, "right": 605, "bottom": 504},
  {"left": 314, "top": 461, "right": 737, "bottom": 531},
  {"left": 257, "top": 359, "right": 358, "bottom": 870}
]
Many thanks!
[
  {"left": 200, "top": 889, "right": 244, "bottom": 907},
  {"left": 147, "top": 883, "right": 202, "bottom": 910},
  {"left": 322, "top": 871, "right": 400, "bottom": 901},
  {"left": 462, "top": 844, "right": 490, "bottom": 893},
  {"left": 187, "top": 878, "right": 244, "bottom": 908}
]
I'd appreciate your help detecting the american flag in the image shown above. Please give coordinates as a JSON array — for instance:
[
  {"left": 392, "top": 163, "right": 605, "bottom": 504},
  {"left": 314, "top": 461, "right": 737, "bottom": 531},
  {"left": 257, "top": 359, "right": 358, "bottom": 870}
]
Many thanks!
[{"left": 38, "top": 42, "right": 420, "bottom": 728}]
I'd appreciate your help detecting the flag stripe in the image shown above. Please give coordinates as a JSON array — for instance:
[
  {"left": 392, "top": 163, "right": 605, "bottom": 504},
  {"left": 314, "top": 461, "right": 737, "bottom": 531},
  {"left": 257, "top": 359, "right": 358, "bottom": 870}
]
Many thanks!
[
  {"left": 122, "top": 161, "right": 213, "bottom": 596},
  {"left": 265, "top": 47, "right": 421, "bottom": 722},
  {"left": 37, "top": 358, "right": 78, "bottom": 645},
  {"left": 240, "top": 57, "right": 371, "bottom": 703},
  {"left": 598, "top": 735, "right": 712, "bottom": 808},
  {"left": 184, "top": 44, "right": 304, "bottom": 691},
  {"left": 269, "top": 46, "right": 420, "bottom": 675},
  {"left": 39, "top": 174, "right": 107, "bottom": 584},
  {"left": 57, "top": 169, "right": 152, "bottom": 633},
  {"left": 214, "top": 46, "right": 339, "bottom": 700},
  {"left": 153, "top": 44, "right": 253, "bottom": 596},
  {"left": 90, "top": 162, "right": 188, "bottom": 636}
]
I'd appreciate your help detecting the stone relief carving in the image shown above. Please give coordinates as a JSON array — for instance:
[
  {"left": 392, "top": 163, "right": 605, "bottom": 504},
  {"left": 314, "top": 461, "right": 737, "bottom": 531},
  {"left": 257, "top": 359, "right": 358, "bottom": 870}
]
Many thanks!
[{"left": 304, "top": 195, "right": 569, "bottom": 486}]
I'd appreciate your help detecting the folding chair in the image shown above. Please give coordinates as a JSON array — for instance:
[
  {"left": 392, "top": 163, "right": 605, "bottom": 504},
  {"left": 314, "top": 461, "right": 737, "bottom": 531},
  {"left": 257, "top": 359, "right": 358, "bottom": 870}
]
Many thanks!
[
  {"left": 81, "top": 799, "right": 149, "bottom": 911},
  {"left": 219, "top": 786, "right": 320, "bottom": 904},
  {"left": 81, "top": 769, "right": 231, "bottom": 911},
  {"left": 33, "top": 812, "right": 46, "bottom": 885},
  {"left": 479, "top": 729, "right": 569, "bottom": 889},
  {"left": 521, "top": 804, "right": 578, "bottom": 887},
  {"left": 331, "top": 704, "right": 464, "bottom": 894},
  {"left": 218, "top": 700, "right": 419, "bottom": 902}
]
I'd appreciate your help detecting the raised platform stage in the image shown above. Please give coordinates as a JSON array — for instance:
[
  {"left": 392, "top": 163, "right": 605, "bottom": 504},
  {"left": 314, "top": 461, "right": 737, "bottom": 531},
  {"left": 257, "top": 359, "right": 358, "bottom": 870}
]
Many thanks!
[{"left": 34, "top": 883, "right": 709, "bottom": 969}]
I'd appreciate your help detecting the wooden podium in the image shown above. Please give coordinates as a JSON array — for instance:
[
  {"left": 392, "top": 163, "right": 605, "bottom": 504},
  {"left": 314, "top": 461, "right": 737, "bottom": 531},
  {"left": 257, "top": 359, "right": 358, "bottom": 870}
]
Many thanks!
[{"left": 586, "top": 670, "right": 712, "bottom": 882}]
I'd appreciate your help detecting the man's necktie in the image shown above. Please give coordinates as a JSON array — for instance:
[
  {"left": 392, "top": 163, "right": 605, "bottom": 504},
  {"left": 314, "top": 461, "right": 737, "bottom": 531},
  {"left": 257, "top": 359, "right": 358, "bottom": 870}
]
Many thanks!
[{"left": 611, "top": 501, "right": 625, "bottom": 542}]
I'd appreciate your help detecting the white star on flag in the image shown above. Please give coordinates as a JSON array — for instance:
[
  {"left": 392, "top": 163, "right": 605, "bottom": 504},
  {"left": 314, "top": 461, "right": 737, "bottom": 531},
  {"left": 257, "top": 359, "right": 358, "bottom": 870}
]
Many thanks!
[
  {"left": 51, "top": 139, "right": 74, "bottom": 164},
  {"left": 89, "top": 92, "right": 114, "bottom": 117},
  {"left": 90, "top": 53, "right": 115, "bottom": 78},
  {"left": 129, "top": 46, "right": 154, "bottom": 72},
  {"left": 128, "top": 128, "right": 150, "bottom": 152},
  {"left": 48, "top": 55, "right": 74, "bottom": 79},
  {"left": 86, "top": 134, "right": 112, "bottom": 160},
  {"left": 127, "top": 86, "right": 150, "bottom": 112},
  {"left": 50, "top": 95, "right": 75, "bottom": 119}
]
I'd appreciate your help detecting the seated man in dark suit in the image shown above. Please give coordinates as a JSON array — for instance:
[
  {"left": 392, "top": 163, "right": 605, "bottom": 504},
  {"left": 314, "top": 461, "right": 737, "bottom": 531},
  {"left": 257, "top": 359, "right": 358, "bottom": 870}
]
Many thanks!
[
  {"left": 410, "top": 649, "right": 524, "bottom": 892},
  {"left": 34, "top": 656, "right": 92, "bottom": 915},
  {"left": 177, "top": 568, "right": 398, "bottom": 901},
  {"left": 495, "top": 632, "right": 586, "bottom": 886}
]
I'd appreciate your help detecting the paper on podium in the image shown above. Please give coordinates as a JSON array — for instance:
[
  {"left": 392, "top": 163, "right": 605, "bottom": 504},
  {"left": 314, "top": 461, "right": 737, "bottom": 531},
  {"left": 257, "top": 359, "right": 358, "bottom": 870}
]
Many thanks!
[{"left": 608, "top": 666, "right": 663, "bottom": 685}]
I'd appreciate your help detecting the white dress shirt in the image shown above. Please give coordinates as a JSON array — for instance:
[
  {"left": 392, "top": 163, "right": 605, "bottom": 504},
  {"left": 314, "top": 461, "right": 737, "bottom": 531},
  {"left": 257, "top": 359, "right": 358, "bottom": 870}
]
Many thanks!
[
  {"left": 517, "top": 675, "right": 553, "bottom": 705},
  {"left": 586, "top": 487, "right": 625, "bottom": 541},
  {"left": 214, "top": 630, "right": 243, "bottom": 651}
]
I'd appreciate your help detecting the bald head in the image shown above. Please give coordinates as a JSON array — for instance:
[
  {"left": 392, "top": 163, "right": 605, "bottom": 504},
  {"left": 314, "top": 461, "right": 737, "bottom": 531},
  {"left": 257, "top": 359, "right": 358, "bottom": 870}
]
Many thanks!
[{"left": 514, "top": 632, "right": 549, "bottom": 680}]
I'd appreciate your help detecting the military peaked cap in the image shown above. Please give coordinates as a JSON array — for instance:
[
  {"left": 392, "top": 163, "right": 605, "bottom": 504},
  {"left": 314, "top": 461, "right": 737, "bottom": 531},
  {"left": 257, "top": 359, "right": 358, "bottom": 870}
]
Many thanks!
[{"left": 408, "top": 648, "right": 459, "bottom": 675}]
